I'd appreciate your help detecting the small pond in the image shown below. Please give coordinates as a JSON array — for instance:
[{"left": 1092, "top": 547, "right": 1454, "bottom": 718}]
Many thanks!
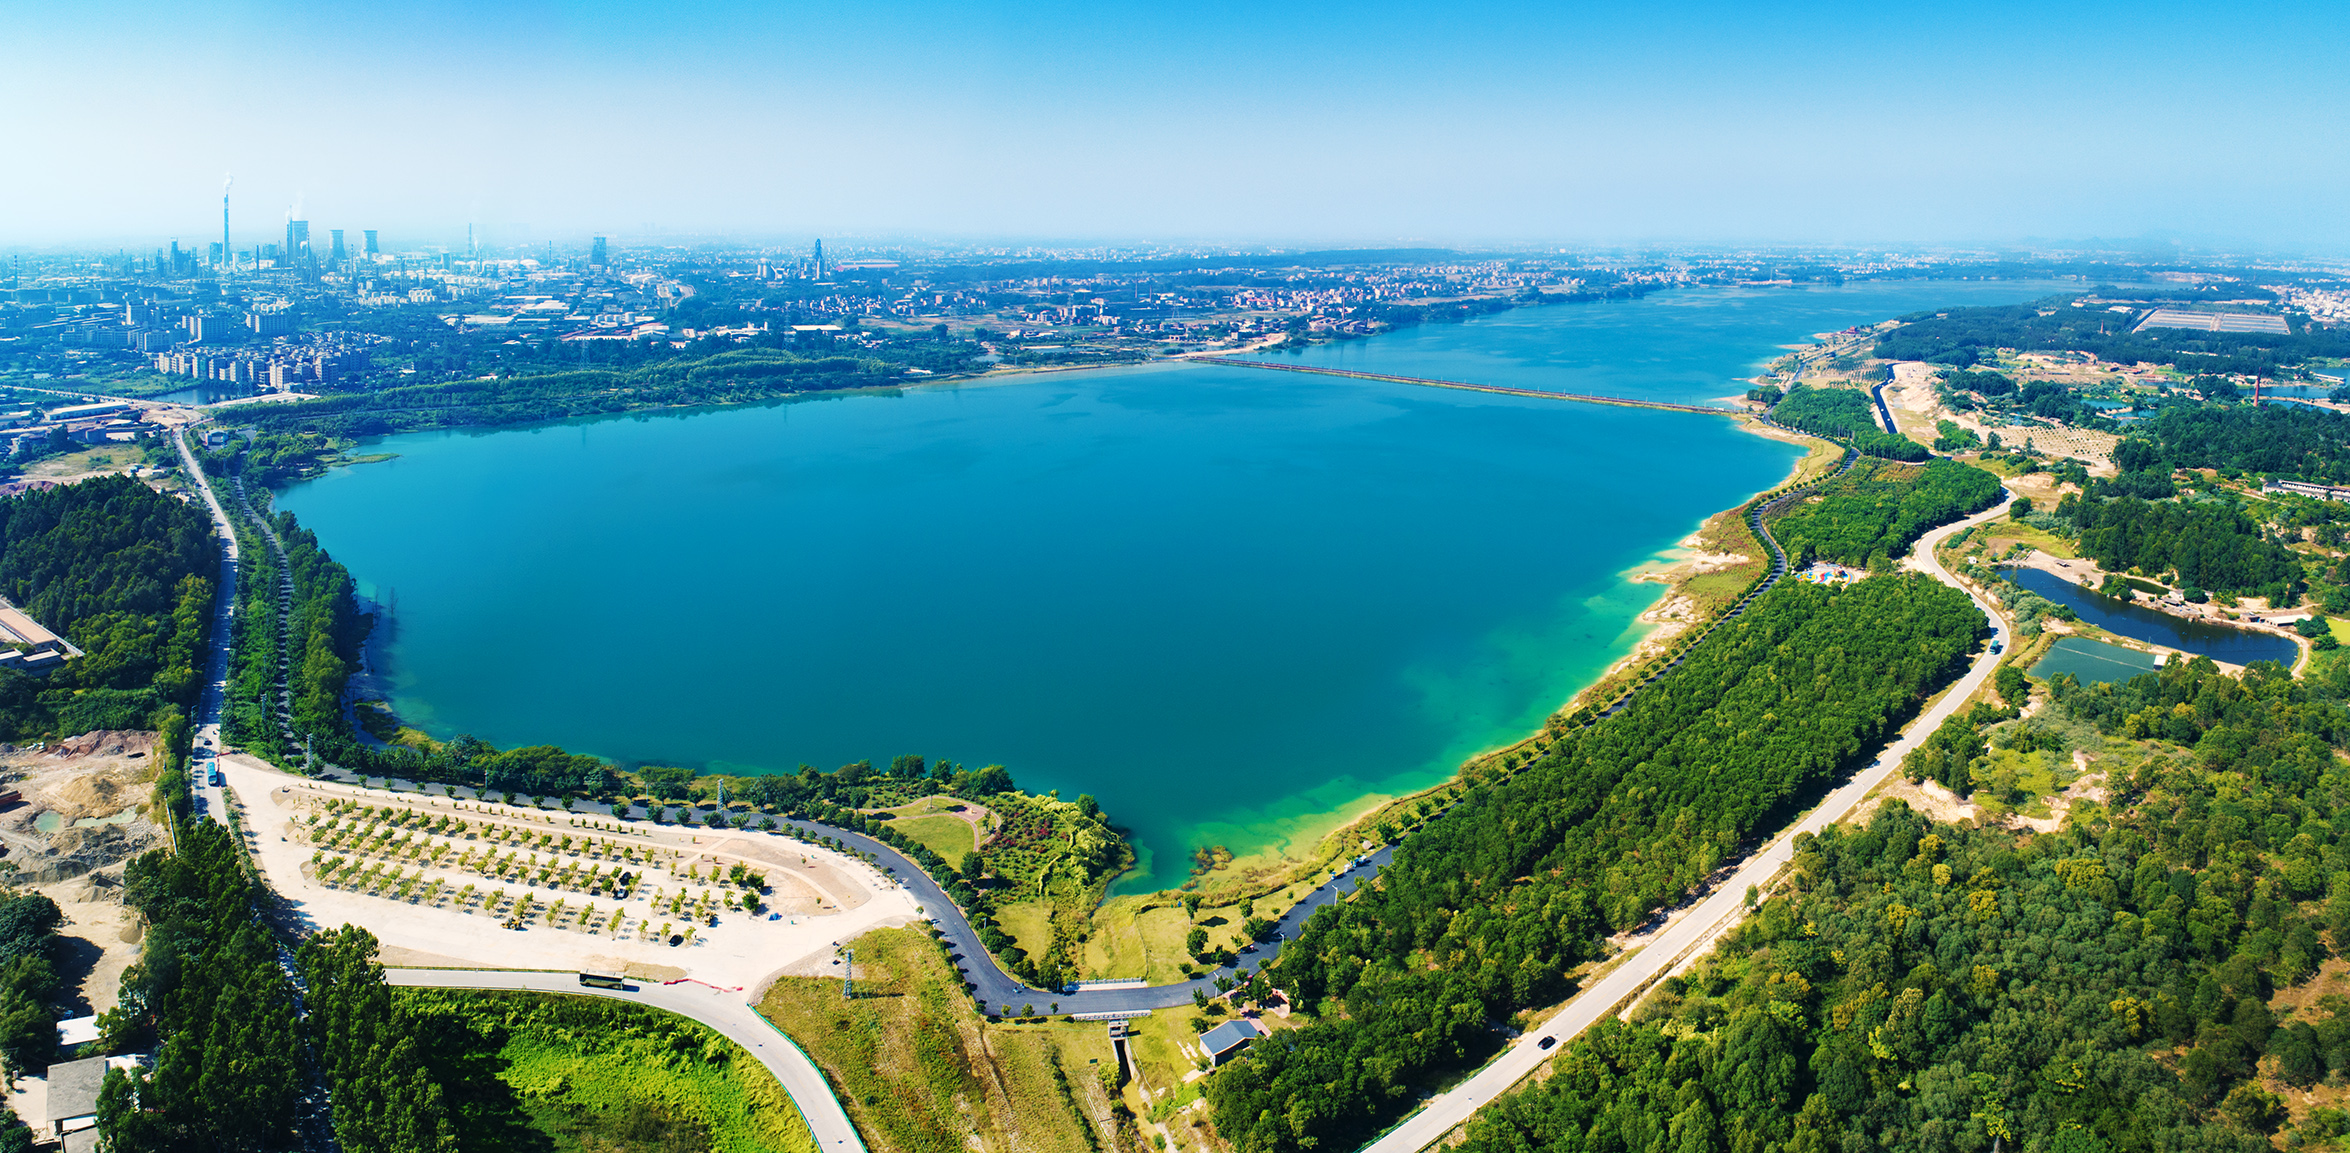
[
  {"left": 32, "top": 809, "right": 138, "bottom": 834},
  {"left": 2000, "top": 565, "right": 2300, "bottom": 666},
  {"left": 2032, "top": 636, "right": 2164, "bottom": 686}
]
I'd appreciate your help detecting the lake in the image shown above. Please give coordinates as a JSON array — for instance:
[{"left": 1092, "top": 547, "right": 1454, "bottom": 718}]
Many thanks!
[
  {"left": 279, "top": 279, "right": 2072, "bottom": 892},
  {"left": 1251, "top": 280, "right": 2083, "bottom": 405},
  {"left": 2001, "top": 566, "right": 2299, "bottom": 666}
]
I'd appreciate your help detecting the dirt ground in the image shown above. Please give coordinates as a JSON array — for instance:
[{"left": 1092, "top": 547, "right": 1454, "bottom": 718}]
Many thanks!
[
  {"left": 0, "top": 731, "right": 171, "bottom": 1022},
  {"left": 220, "top": 755, "right": 924, "bottom": 994},
  {"left": 1876, "top": 359, "right": 2122, "bottom": 470}
]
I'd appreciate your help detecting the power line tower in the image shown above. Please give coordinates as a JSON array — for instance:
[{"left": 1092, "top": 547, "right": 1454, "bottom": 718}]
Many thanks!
[{"left": 842, "top": 947, "right": 854, "bottom": 1000}]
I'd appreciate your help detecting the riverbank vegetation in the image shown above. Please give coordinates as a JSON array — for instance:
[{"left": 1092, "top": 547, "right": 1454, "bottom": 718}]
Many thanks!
[
  {"left": 1460, "top": 648, "right": 2350, "bottom": 1153},
  {"left": 1770, "top": 458, "right": 2004, "bottom": 570},
  {"left": 1204, "top": 573, "right": 1985, "bottom": 1151},
  {"left": 758, "top": 926, "right": 1127, "bottom": 1153},
  {"left": 239, "top": 348, "right": 912, "bottom": 438},
  {"left": 218, "top": 483, "right": 366, "bottom": 765},
  {"left": 732, "top": 761, "right": 1130, "bottom": 991}
]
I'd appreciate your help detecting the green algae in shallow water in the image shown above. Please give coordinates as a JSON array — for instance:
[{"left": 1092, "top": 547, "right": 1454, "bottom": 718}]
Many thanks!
[{"left": 2033, "top": 636, "right": 2163, "bottom": 686}]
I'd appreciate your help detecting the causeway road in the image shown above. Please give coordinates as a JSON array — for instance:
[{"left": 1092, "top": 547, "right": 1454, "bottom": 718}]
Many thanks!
[
  {"left": 385, "top": 967, "right": 867, "bottom": 1153},
  {"left": 1193, "top": 356, "right": 1747, "bottom": 416},
  {"left": 1360, "top": 493, "right": 2015, "bottom": 1153}
]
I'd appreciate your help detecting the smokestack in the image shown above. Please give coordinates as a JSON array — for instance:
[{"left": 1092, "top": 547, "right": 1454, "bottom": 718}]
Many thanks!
[{"left": 222, "top": 176, "right": 232, "bottom": 272}]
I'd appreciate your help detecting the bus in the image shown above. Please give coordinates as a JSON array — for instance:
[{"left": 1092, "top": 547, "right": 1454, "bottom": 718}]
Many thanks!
[{"left": 578, "top": 971, "right": 631, "bottom": 991}]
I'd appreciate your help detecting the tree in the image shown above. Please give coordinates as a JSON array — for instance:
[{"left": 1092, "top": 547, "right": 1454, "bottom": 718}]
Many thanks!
[
  {"left": 1995, "top": 664, "right": 2029, "bottom": 708},
  {"left": 298, "top": 925, "right": 456, "bottom": 1153},
  {"left": 0, "top": 894, "right": 60, "bottom": 962}
]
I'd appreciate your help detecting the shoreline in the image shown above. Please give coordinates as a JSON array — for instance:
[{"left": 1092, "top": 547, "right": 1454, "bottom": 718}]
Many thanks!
[
  {"left": 297, "top": 321, "right": 1849, "bottom": 915},
  {"left": 1132, "top": 414, "right": 1842, "bottom": 908}
]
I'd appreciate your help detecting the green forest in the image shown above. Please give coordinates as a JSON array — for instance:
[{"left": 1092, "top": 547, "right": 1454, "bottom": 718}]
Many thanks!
[
  {"left": 1206, "top": 573, "right": 1987, "bottom": 1151},
  {"left": 300, "top": 926, "right": 456, "bottom": 1151},
  {"left": 0, "top": 883, "right": 66, "bottom": 1147},
  {"left": 102, "top": 822, "right": 306, "bottom": 1150},
  {"left": 1771, "top": 458, "right": 2004, "bottom": 569},
  {"left": 0, "top": 475, "right": 214, "bottom": 745},
  {"left": 2056, "top": 491, "right": 2305, "bottom": 604},
  {"left": 1874, "top": 299, "right": 2350, "bottom": 378},
  {"left": 1457, "top": 651, "right": 2350, "bottom": 1153},
  {"left": 240, "top": 348, "right": 908, "bottom": 437},
  {"left": 1770, "top": 384, "right": 1930, "bottom": 461},
  {"left": 2127, "top": 405, "right": 2350, "bottom": 485}
]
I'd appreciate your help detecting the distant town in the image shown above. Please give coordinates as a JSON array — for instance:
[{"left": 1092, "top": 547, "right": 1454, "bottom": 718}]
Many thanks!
[{"left": 9, "top": 216, "right": 2349, "bottom": 428}]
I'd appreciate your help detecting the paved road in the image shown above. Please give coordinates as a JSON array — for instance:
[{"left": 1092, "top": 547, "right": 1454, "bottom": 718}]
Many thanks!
[
  {"left": 171, "top": 424, "right": 240, "bottom": 824},
  {"left": 1869, "top": 378, "right": 1899, "bottom": 434},
  {"left": 385, "top": 967, "right": 865, "bottom": 1152},
  {"left": 1360, "top": 494, "right": 2015, "bottom": 1153}
]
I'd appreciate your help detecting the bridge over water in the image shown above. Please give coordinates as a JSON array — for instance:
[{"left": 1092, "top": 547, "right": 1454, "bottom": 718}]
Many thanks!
[{"left": 1191, "top": 355, "right": 1750, "bottom": 416}]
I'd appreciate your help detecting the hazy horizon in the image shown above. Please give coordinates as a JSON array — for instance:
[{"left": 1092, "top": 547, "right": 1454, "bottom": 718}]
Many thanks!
[{"left": 6, "top": 0, "right": 2347, "bottom": 253}]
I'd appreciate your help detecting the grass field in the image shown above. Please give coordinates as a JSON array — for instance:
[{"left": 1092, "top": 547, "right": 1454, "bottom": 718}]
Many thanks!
[
  {"left": 22, "top": 444, "right": 146, "bottom": 479},
  {"left": 1082, "top": 896, "right": 1197, "bottom": 983},
  {"left": 887, "top": 813, "right": 976, "bottom": 863},
  {"left": 1781, "top": 431, "right": 1846, "bottom": 487},
  {"left": 396, "top": 989, "right": 816, "bottom": 1153},
  {"left": 994, "top": 900, "right": 1057, "bottom": 969},
  {"left": 757, "top": 928, "right": 1127, "bottom": 1153},
  {"left": 1975, "top": 521, "right": 2078, "bottom": 560},
  {"left": 872, "top": 795, "right": 985, "bottom": 864}
]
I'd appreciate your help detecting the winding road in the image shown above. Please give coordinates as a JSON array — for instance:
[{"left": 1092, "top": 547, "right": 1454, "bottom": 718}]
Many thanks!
[
  {"left": 168, "top": 388, "right": 2012, "bottom": 1153},
  {"left": 288, "top": 423, "right": 1870, "bottom": 1019},
  {"left": 169, "top": 425, "right": 880, "bottom": 1147}
]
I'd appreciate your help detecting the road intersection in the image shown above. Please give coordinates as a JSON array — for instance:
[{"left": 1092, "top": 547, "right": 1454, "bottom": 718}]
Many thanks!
[{"left": 166, "top": 395, "right": 2017, "bottom": 1153}]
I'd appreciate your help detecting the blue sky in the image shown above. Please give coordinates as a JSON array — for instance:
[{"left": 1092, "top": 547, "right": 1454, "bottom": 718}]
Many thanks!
[{"left": 5, "top": 0, "right": 2345, "bottom": 250}]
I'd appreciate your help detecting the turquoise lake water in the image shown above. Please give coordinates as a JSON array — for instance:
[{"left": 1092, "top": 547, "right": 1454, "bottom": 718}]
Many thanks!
[
  {"left": 277, "top": 279, "right": 2071, "bottom": 891},
  {"left": 1250, "top": 280, "right": 2082, "bottom": 404}
]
